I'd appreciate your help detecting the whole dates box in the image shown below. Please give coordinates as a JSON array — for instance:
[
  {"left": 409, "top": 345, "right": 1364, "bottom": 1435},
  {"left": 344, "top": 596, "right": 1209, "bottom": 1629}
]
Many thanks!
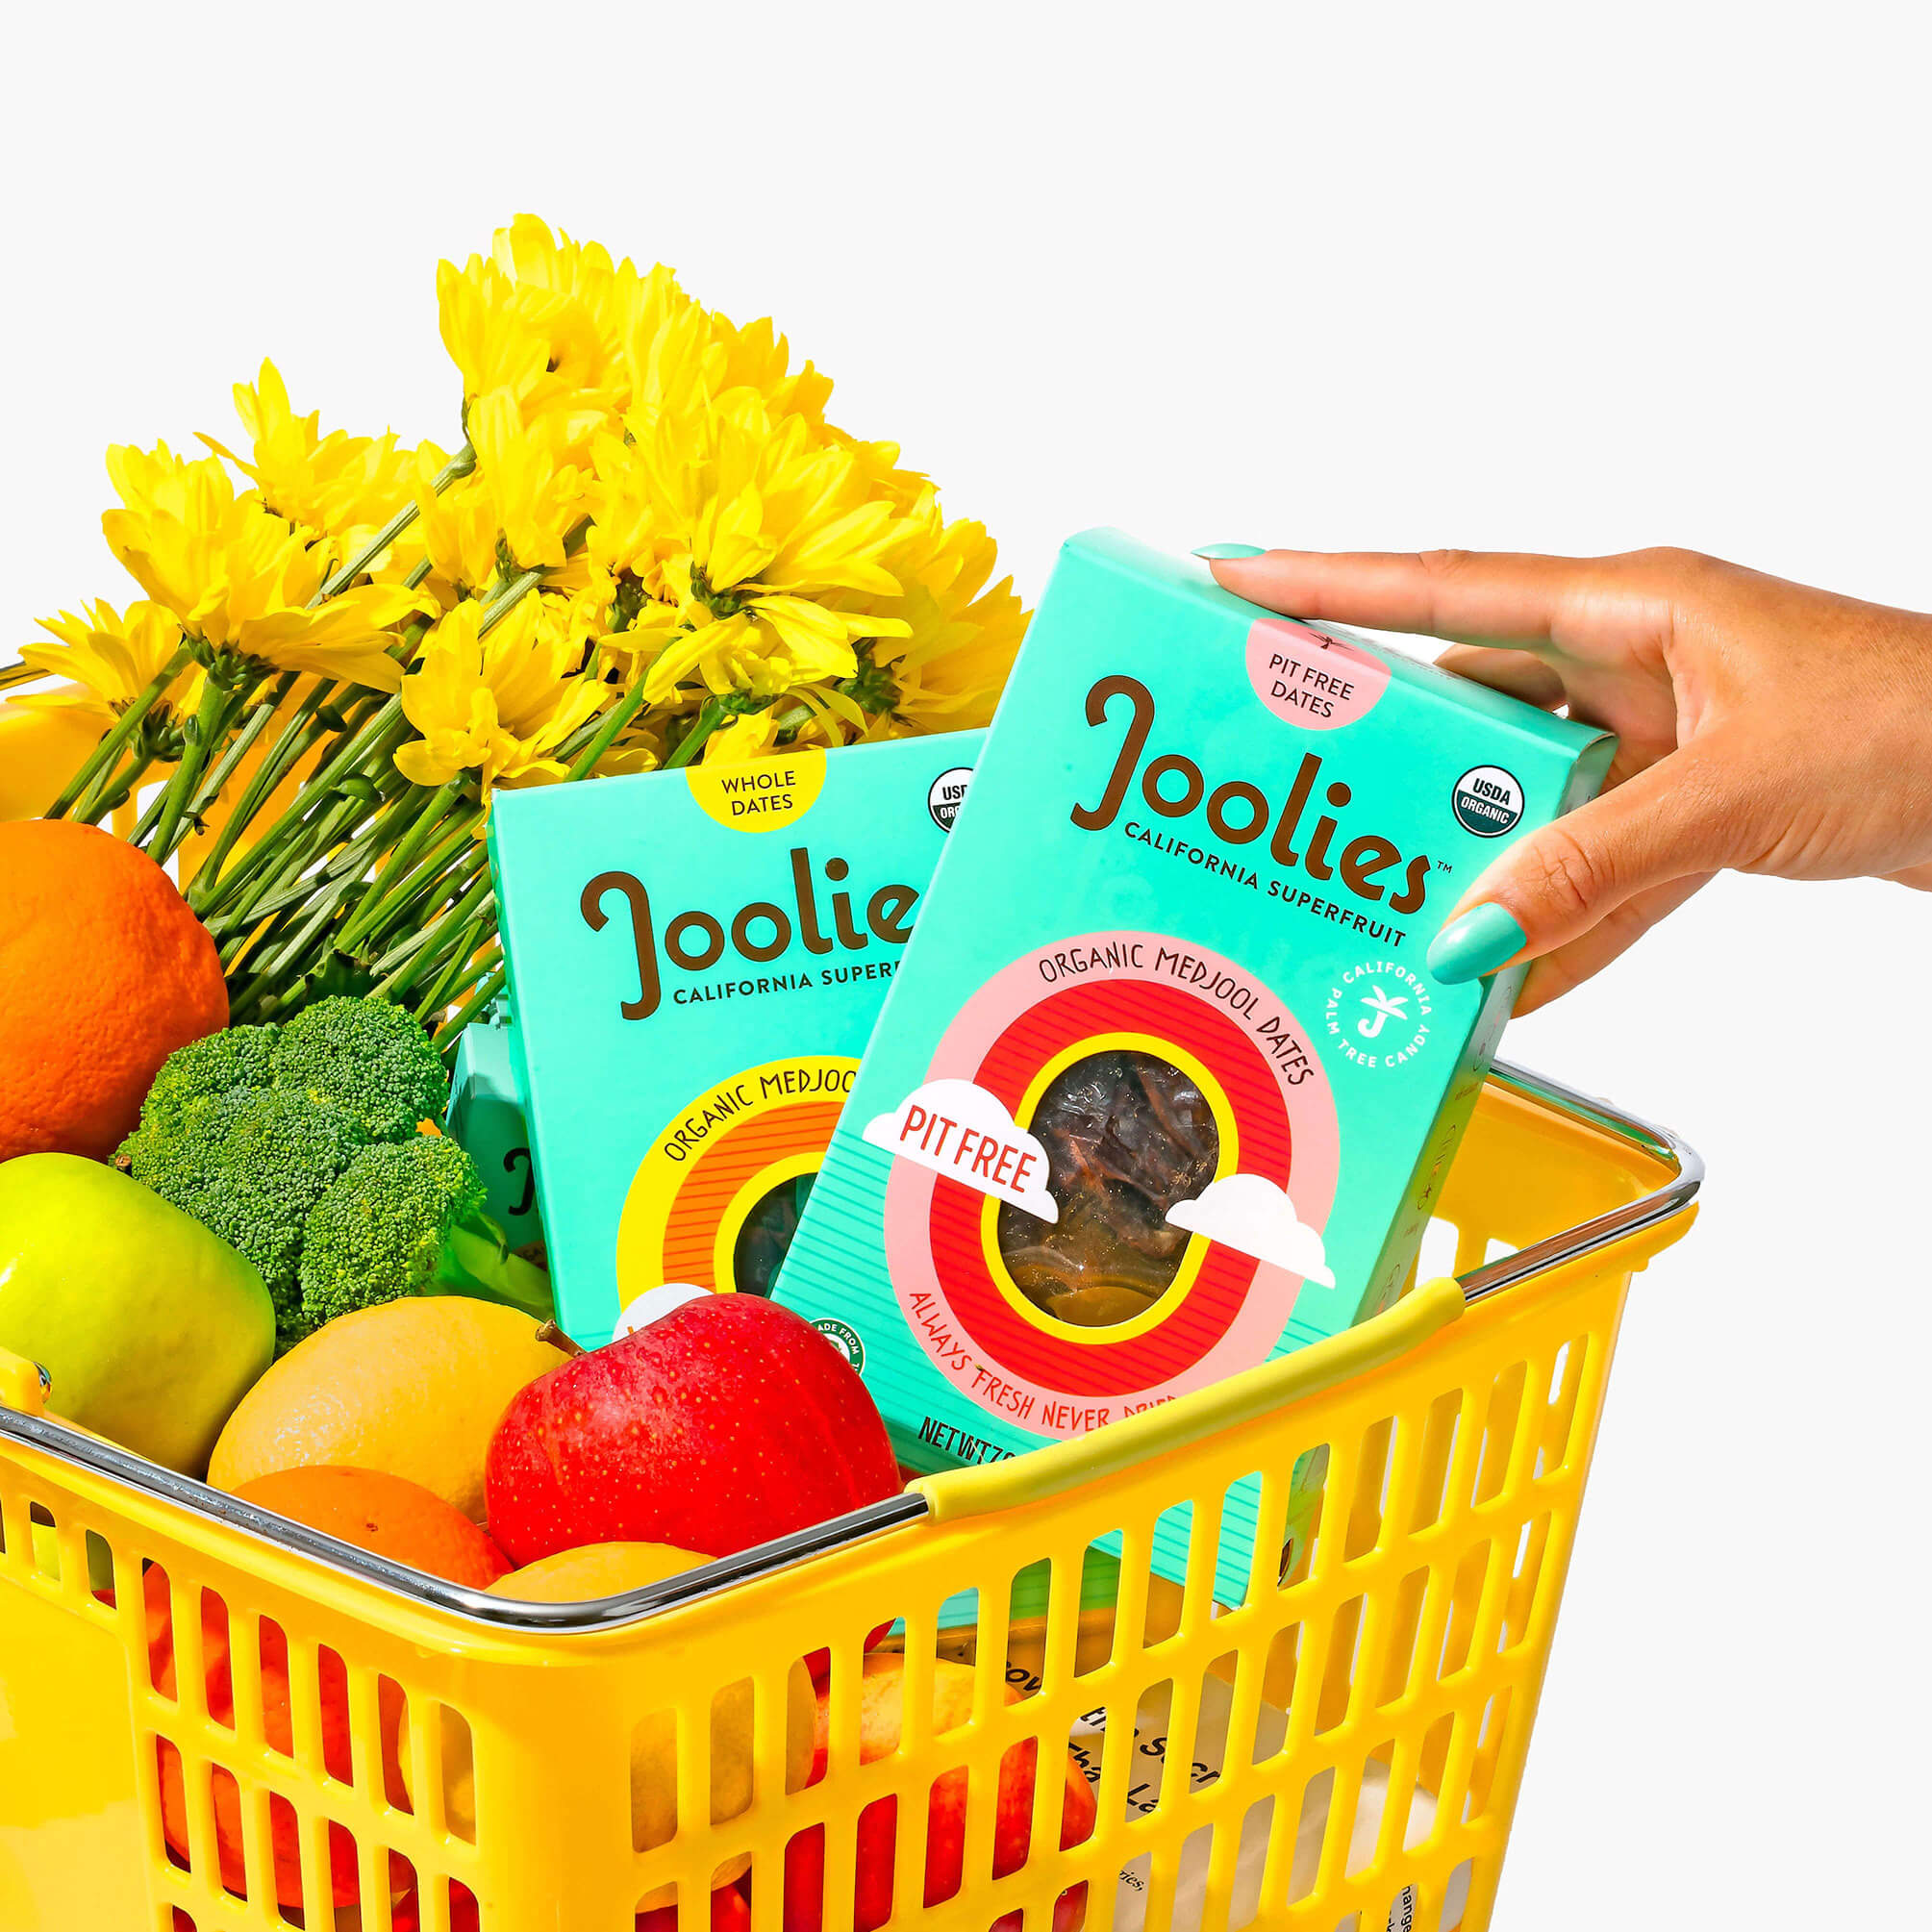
[{"left": 488, "top": 733, "right": 981, "bottom": 1344}]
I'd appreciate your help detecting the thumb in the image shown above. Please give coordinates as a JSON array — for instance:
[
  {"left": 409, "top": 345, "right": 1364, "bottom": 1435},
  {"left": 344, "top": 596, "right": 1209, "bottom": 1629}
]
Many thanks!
[{"left": 1425, "top": 743, "right": 1751, "bottom": 985}]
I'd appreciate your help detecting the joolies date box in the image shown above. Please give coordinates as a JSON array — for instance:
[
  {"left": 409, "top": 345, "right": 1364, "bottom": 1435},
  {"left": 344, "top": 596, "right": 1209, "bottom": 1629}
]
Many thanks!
[{"left": 774, "top": 530, "right": 1614, "bottom": 1592}]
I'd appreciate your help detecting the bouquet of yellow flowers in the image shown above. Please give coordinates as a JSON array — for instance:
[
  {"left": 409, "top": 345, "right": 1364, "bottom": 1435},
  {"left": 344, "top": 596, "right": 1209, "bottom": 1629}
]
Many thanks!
[{"left": 9, "top": 216, "right": 1025, "bottom": 1052}]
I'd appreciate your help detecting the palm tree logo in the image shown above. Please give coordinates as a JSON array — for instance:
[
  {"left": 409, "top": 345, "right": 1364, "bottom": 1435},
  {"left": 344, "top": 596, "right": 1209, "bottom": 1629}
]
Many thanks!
[{"left": 1356, "top": 987, "right": 1410, "bottom": 1040}]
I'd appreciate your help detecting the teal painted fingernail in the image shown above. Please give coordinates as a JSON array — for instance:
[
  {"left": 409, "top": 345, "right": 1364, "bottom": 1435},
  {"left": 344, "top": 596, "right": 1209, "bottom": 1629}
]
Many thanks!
[
  {"left": 1192, "top": 543, "right": 1267, "bottom": 560},
  {"left": 1426, "top": 904, "right": 1527, "bottom": 984}
]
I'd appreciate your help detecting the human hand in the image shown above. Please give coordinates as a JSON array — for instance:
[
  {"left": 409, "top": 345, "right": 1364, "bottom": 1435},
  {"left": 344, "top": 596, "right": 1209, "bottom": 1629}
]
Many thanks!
[{"left": 1197, "top": 544, "right": 1932, "bottom": 1011}]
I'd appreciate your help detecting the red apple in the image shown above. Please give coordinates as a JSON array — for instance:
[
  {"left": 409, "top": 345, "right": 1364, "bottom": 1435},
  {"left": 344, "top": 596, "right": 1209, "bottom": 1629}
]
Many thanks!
[
  {"left": 783, "top": 1655, "right": 1097, "bottom": 1932},
  {"left": 486, "top": 1294, "right": 901, "bottom": 1568}
]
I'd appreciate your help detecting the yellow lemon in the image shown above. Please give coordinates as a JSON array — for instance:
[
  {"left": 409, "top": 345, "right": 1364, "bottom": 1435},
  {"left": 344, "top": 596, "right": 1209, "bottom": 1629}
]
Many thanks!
[
  {"left": 209, "top": 1296, "right": 566, "bottom": 1521},
  {"left": 412, "top": 1541, "right": 813, "bottom": 1907}
]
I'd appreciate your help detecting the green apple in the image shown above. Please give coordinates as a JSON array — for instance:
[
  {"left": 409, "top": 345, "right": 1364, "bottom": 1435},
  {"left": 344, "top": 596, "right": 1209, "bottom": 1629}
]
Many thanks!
[{"left": 0, "top": 1153, "right": 274, "bottom": 1474}]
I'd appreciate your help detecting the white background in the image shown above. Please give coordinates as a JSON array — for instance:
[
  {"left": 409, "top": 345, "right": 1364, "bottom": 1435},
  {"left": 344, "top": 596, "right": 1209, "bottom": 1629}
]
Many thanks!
[{"left": 5, "top": 4, "right": 1926, "bottom": 1922}]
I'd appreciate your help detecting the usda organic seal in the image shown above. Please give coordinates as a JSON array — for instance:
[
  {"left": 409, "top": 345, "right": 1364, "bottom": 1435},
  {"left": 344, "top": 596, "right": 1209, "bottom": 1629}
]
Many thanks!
[
  {"left": 813, "top": 1317, "right": 866, "bottom": 1371},
  {"left": 1451, "top": 765, "right": 1525, "bottom": 838}
]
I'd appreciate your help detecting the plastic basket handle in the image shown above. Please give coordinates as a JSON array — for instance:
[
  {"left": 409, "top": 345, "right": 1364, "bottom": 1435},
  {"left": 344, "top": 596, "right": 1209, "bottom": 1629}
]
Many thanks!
[{"left": 910, "top": 1274, "right": 1468, "bottom": 1524}]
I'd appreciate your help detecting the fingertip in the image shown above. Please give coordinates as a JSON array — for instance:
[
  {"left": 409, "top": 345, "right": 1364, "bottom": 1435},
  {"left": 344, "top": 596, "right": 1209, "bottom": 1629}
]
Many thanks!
[{"left": 1425, "top": 903, "right": 1528, "bottom": 985}]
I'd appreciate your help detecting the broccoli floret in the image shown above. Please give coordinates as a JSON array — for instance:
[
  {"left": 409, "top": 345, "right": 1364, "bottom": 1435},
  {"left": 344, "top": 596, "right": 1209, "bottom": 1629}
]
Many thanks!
[
  {"left": 296, "top": 1136, "right": 554, "bottom": 1331},
  {"left": 133, "top": 1023, "right": 282, "bottom": 1135},
  {"left": 120, "top": 1087, "right": 368, "bottom": 1351},
  {"left": 273, "top": 996, "right": 449, "bottom": 1142}
]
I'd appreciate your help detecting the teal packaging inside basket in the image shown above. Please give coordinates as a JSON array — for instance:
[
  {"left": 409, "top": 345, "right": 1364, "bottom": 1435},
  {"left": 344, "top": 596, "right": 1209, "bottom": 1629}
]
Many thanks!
[
  {"left": 443, "top": 1007, "right": 543, "bottom": 1253},
  {"left": 488, "top": 732, "right": 982, "bottom": 1344},
  {"left": 775, "top": 529, "right": 1614, "bottom": 1593}
]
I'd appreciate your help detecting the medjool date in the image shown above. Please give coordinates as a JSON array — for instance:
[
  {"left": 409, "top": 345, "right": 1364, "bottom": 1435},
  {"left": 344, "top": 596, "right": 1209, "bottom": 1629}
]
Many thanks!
[{"left": 997, "top": 1048, "right": 1219, "bottom": 1322}]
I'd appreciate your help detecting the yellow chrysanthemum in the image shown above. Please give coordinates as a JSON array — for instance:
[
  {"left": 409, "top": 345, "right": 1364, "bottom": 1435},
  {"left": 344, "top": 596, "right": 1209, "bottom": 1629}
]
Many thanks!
[
  {"left": 705, "top": 311, "right": 834, "bottom": 433},
  {"left": 863, "top": 494, "right": 1028, "bottom": 729},
  {"left": 498, "top": 214, "right": 688, "bottom": 418},
  {"left": 395, "top": 592, "right": 608, "bottom": 792},
  {"left": 468, "top": 389, "right": 589, "bottom": 573},
  {"left": 17, "top": 599, "right": 199, "bottom": 725},
  {"left": 398, "top": 443, "right": 501, "bottom": 605},
  {"left": 199, "top": 361, "right": 414, "bottom": 545},
  {"left": 439, "top": 217, "right": 682, "bottom": 454},
  {"left": 102, "top": 443, "right": 420, "bottom": 690},
  {"left": 706, "top": 709, "right": 798, "bottom": 764},
  {"left": 589, "top": 386, "right": 912, "bottom": 705}
]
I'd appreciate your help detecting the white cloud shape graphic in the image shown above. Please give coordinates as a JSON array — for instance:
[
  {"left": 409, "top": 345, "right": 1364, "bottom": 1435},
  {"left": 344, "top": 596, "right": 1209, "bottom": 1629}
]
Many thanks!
[
  {"left": 864, "top": 1078, "right": 1060, "bottom": 1223},
  {"left": 1166, "top": 1173, "right": 1335, "bottom": 1286}
]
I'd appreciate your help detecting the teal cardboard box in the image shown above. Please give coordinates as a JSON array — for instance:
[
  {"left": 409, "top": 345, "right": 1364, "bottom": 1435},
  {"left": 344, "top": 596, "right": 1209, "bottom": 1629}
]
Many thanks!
[
  {"left": 775, "top": 530, "right": 1614, "bottom": 1592},
  {"left": 489, "top": 733, "right": 983, "bottom": 1344},
  {"left": 443, "top": 1007, "right": 544, "bottom": 1253}
]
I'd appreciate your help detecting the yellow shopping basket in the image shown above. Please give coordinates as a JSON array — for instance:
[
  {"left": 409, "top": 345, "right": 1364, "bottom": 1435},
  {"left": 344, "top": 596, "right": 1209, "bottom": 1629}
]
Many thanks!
[{"left": 0, "top": 1062, "right": 1698, "bottom": 1932}]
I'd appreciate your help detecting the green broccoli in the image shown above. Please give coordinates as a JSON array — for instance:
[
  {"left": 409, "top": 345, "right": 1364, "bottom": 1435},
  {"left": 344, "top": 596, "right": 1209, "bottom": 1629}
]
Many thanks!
[
  {"left": 134, "top": 1023, "right": 283, "bottom": 1134},
  {"left": 116, "top": 995, "right": 505, "bottom": 1354},
  {"left": 272, "top": 995, "right": 450, "bottom": 1142},
  {"left": 119, "top": 1086, "right": 369, "bottom": 1350},
  {"left": 296, "top": 1135, "right": 553, "bottom": 1330}
]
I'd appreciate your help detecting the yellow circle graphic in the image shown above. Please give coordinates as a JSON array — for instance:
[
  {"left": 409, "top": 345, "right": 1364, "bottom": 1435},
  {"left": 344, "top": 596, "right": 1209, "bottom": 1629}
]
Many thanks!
[
  {"left": 615, "top": 1054, "right": 857, "bottom": 1305},
  {"left": 683, "top": 748, "right": 827, "bottom": 834}
]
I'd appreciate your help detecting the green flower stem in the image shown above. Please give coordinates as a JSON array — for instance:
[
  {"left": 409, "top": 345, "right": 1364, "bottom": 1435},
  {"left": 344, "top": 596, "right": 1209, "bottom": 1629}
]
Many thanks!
[
  {"left": 433, "top": 963, "right": 507, "bottom": 1052},
  {"left": 184, "top": 676, "right": 349, "bottom": 910},
  {"left": 417, "top": 908, "right": 489, "bottom": 1014},
  {"left": 476, "top": 515, "right": 592, "bottom": 635},
  {"left": 664, "top": 699, "right": 724, "bottom": 769},
  {"left": 220, "top": 772, "right": 413, "bottom": 990},
  {"left": 228, "top": 785, "right": 423, "bottom": 934},
  {"left": 198, "top": 697, "right": 404, "bottom": 922},
  {"left": 337, "top": 809, "right": 483, "bottom": 958},
  {"left": 0, "top": 660, "right": 43, "bottom": 693},
  {"left": 380, "top": 868, "right": 493, "bottom": 979},
  {"left": 130, "top": 669, "right": 265, "bottom": 848},
  {"left": 73, "top": 739, "right": 154, "bottom": 826},
  {"left": 372, "top": 878, "right": 494, "bottom": 1003},
  {"left": 364, "top": 855, "right": 489, "bottom": 979},
  {"left": 228, "top": 883, "right": 357, "bottom": 1021},
  {"left": 148, "top": 667, "right": 259, "bottom": 865},
  {"left": 334, "top": 780, "right": 461, "bottom": 949},
  {"left": 206, "top": 745, "right": 406, "bottom": 950},
  {"left": 178, "top": 669, "right": 300, "bottom": 831},
  {"left": 312, "top": 443, "right": 474, "bottom": 605},
  {"left": 565, "top": 682, "right": 653, "bottom": 782},
  {"left": 77, "top": 744, "right": 160, "bottom": 821},
  {"left": 422, "top": 947, "right": 501, "bottom": 1029},
  {"left": 42, "top": 643, "right": 195, "bottom": 821}
]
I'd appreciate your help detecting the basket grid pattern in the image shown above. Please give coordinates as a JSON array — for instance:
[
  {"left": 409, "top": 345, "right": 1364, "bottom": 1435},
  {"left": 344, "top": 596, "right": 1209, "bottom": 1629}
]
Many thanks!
[{"left": 0, "top": 1070, "right": 1686, "bottom": 1932}]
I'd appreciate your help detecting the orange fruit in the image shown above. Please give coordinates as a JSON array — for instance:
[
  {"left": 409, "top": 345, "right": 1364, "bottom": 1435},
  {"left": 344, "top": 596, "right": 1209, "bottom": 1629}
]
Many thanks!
[
  {"left": 209, "top": 1296, "right": 569, "bottom": 1521},
  {"left": 0, "top": 818, "right": 227, "bottom": 1162},
  {"left": 232, "top": 1466, "right": 512, "bottom": 1587}
]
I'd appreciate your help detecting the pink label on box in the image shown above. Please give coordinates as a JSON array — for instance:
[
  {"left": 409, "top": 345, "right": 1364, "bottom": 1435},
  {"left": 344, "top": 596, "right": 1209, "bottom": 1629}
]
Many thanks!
[
  {"left": 1247, "top": 618, "right": 1390, "bottom": 730},
  {"left": 875, "top": 933, "right": 1341, "bottom": 1439}
]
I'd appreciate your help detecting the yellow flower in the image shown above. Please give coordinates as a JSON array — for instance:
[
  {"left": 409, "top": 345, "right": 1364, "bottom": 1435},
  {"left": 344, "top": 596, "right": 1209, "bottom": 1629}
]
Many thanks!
[
  {"left": 705, "top": 311, "right": 834, "bottom": 432},
  {"left": 17, "top": 599, "right": 200, "bottom": 725},
  {"left": 846, "top": 493, "right": 1028, "bottom": 729},
  {"left": 703, "top": 708, "right": 782, "bottom": 763},
  {"left": 468, "top": 389, "right": 589, "bottom": 572},
  {"left": 199, "top": 361, "right": 414, "bottom": 545},
  {"left": 102, "top": 442, "right": 420, "bottom": 690},
  {"left": 439, "top": 217, "right": 681, "bottom": 453},
  {"left": 590, "top": 386, "right": 912, "bottom": 706},
  {"left": 498, "top": 214, "right": 687, "bottom": 417},
  {"left": 401, "top": 445, "right": 501, "bottom": 605},
  {"left": 394, "top": 592, "right": 607, "bottom": 792}
]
